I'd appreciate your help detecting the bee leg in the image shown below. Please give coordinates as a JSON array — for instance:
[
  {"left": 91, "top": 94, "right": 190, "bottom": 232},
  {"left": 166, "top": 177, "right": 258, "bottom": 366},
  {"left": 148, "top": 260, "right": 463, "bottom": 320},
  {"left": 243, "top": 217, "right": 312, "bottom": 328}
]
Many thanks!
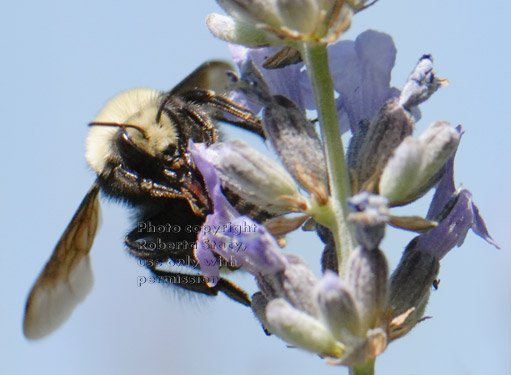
[
  {"left": 112, "top": 166, "right": 181, "bottom": 198},
  {"left": 214, "top": 278, "right": 252, "bottom": 306},
  {"left": 123, "top": 235, "right": 170, "bottom": 261},
  {"left": 158, "top": 95, "right": 218, "bottom": 146},
  {"left": 213, "top": 113, "right": 265, "bottom": 139},
  {"left": 147, "top": 265, "right": 251, "bottom": 306},
  {"left": 106, "top": 166, "right": 206, "bottom": 216},
  {"left": 180, "top": 89, "right": 265, "bottom": 139}
]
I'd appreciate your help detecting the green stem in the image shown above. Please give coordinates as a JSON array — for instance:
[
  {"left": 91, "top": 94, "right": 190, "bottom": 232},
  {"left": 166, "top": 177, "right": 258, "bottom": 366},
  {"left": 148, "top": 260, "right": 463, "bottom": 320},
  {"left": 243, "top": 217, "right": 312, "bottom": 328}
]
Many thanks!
[
  {"left": 349, "top": 359, "right": 375, "bottom": 375},
  {"left": 300, "top": 42, "right": 355, "bottom": 273}
]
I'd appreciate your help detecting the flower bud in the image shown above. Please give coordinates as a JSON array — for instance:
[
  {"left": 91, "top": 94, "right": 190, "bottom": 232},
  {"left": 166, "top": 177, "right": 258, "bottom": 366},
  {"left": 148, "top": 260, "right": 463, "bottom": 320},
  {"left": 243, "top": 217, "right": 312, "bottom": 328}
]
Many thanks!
[
  {"left": 265, "top": 298, "right": 345, "bottom": 358},
  {"left": 251, "top": 292, "right": 271, "bottom": 334},
  {"left": 209, "top": 0, "right": 371, "bottom": 47},
  {"left": 348, "top": 99, "right": 415, "bottom": 191},
  {"left": 347, "top": 192, "right": 389, "bottom": 251},
  {"left": 207, "top": 13, "right": 281, "bottom": 48},
  {"left": 399, "top": 55, "right": 448, "bottom": 110},
  {"left": 317, "top": 272, "right": 362, "bottom": 341},
  {"left": 346, "top": 54, "right": 445, "bottom": 193},
  {"left": 379, "top": 121, "right": 461, "bottom": 206},
  {"left": 388, "top": 240, "right": 440, "bottom": 315},
  {"left": 346, "top": 247, "right": 388, "bottom": 333},
  {"left": 203, "top": 139, "right": 308, "bottom": 212},
  {"left": 263, "top": 95, "right": 328, "bottom": 203},
  {"left": 257, "top": 254, "right": 319, "bottom": 317},
  {"left": 387, "top": 241, "right": 440, "bottom": 339}
]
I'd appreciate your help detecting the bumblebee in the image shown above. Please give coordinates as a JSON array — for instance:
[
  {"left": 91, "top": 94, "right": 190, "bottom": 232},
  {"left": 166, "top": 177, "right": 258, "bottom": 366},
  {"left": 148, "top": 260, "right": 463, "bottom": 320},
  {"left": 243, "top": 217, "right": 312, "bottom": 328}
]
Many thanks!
[{"left": 23, "top": 61, "right": 265, "bottom": 339}]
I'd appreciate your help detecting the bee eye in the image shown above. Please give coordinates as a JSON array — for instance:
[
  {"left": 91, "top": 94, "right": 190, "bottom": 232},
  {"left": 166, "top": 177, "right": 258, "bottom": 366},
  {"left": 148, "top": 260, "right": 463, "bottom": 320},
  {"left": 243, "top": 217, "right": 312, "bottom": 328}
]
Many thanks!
[
  {"left": 122, "top": 131, "right": 137, "bottom": 146},
  {"left": 121, "top": 131, "right": 131, "bottom": 142}
]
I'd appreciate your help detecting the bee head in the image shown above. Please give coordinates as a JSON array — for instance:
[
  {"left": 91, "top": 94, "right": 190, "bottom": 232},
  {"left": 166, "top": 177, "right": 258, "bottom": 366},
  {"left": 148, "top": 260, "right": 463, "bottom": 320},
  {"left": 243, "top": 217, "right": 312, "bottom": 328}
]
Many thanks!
[
  {"left": 121, "top": 104, "right": 177, "bottom": 157},
  {"left": 86, "top": 88, "right": 177, "bottom": 174}
]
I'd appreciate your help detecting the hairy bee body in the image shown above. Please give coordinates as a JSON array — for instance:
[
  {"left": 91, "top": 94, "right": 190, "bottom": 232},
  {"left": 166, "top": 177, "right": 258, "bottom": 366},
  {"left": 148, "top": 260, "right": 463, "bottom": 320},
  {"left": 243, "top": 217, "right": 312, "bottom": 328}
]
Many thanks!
[{"left": 24, "top": 61, "right": 264, "bottom": 339}]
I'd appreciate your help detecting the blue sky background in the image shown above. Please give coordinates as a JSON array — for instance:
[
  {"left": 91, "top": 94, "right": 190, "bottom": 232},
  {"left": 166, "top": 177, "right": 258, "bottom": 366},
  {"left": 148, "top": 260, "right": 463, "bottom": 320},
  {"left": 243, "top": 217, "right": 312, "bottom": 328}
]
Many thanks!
[{"left": 1, "top": 1, "right": 510, "bottom": 374}]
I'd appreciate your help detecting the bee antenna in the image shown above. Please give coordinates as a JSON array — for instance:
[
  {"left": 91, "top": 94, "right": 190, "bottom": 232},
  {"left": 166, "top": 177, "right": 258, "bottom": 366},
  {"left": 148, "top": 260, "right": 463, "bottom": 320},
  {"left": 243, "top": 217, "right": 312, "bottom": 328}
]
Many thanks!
[
  {"left": 88, "top": 122, "right": 147, "bottom": 137},
  {"left": 155, "top": 102, "right": 166, "bottom": 124}
]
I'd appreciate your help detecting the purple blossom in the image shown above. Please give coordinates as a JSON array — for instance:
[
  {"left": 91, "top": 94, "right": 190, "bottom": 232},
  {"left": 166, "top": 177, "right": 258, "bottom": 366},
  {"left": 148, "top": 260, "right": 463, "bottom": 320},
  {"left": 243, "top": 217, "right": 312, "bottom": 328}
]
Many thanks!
[
  {"left": 188, "top": 142, "right": 237, "bottom": 285},
  {"left": 188, "top": 142, "right": 238, "bottom": 223},
  {"left": 414, "top": 150, "right": 499, "bottom": 259},
  {"left": 229, "top": 30, "right": 402, "bottom": 134},
  {"left": 329, "top": 30, "right": 400, "bottom": 133},
  {"left": 189, "top": 141, "right": 286, "bottom": 285},
  {"left": 228, "top": 44, "right": 311, "bottom": 112}
]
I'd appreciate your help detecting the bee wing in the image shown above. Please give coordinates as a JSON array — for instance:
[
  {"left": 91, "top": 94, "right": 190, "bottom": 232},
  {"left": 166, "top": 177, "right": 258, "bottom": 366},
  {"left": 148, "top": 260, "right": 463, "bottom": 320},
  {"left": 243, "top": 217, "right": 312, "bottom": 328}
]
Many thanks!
[
  {"left": 23, "top": 183, "right": 101, "bottom": 339},
  {"left": 170, "top": 60, "right": 235, "bottom": 96}
]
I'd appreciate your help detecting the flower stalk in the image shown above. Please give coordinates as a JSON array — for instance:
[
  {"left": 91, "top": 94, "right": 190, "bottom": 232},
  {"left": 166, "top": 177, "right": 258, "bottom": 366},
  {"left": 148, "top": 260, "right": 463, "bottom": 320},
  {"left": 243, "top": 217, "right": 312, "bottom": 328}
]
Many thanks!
[
  {"left": 349, "top": 359, "right": 375, "bottom": 375},
  {"left": 300, "top": 41, "right": 355, "bottom": 273}
]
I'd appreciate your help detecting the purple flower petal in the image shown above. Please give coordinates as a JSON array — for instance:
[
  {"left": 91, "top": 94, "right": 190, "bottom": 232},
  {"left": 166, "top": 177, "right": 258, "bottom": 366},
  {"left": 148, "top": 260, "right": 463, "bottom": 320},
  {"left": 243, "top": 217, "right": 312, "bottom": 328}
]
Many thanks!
[
  {"left": 330, "top": 30, "right": 400, "bottom": 133},
  {"left": 228, "top": 44, "right": 311, "bottom": 111},
  {"left": 426, "top": 125, "right": 464, "bottom": 220},
  {"left": 189, "top": 142, "right": 238, "bottom": 222},
  {"left": 471, "top": 202, "right": 500, "bottom": 249},
  {"left": 229, "top": 216, "right": 287, "bottom": 274},
  {"left": 199, "top": 215, "right": 287, "bottom": 277},
  {"left": 418, "top": 126, "right": 499, "bottom": 257},
  {"left": 190, "top": 141, "right": 287, "bottom": 280},
  {"left": 420, "top": 164, "right": 499, "bottom": 258},
  {"left": 417, "top": 187, "right": 499, "bottom": 260},
  {"left": 189, "top": 141, "right": 238, "bottom": 285},
  {"left": 425, "top": 156, "right": 456, "bottom": 221},
  {"left": 229, "top": 31, "right": 405, "bottom": 135}
]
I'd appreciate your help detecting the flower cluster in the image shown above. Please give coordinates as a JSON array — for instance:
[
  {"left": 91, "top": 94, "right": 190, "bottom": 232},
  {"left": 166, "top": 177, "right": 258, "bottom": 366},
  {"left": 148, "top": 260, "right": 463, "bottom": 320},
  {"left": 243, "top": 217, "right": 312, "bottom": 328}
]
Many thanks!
[
  {"left": 207, "top": 0, "right": 371, "bottom": 47},
  {"left": 188, "top": 1, "right": 498, "bottom": 373}
]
